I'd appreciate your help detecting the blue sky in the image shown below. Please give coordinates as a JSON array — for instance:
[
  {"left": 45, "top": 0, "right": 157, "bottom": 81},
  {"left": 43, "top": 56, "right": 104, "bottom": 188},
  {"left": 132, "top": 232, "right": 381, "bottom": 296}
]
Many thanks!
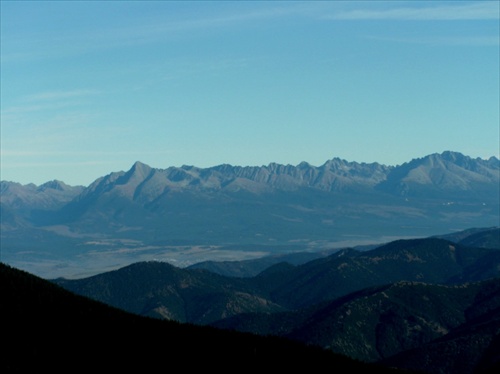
[{"left": 1, "top": 1, "right": 499, "bottom": 186}]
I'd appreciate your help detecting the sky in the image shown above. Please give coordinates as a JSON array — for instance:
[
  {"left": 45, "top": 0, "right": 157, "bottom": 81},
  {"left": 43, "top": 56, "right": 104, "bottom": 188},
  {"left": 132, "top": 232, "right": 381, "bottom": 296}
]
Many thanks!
[{"left": 1, "top": 1, "right": 499, "bottom": 186}]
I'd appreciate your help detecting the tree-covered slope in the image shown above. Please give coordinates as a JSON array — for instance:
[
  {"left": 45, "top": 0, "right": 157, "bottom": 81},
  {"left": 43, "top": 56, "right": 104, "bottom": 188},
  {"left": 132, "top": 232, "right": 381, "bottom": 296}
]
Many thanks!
[
  {"left": 1, "top": 262, "right": 403, "bottom": 373},
  {"left": 213, "top": 279, "right": 500, "bottom": 373}
]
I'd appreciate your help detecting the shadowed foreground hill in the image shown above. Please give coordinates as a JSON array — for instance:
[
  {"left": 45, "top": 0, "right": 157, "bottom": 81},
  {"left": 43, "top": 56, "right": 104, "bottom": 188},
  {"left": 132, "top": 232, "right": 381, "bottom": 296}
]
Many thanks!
[{"left": 0, "top": 263, "right": 405, "bottom": 373}]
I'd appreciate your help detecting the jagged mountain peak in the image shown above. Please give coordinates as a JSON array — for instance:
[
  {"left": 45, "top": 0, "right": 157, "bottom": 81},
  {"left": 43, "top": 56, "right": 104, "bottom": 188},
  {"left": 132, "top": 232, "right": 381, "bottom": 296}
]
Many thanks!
[
  {"left": 439, "top": 150, "right": 499, "bottom": 164},
  {"left": 321, "top": 157, "right": 350, "bottom": 169},
  {"left": 421, "top": 151, "right": 474, "bottom": 170},
  {"left": 440, "top": 150, "right": 467, "bottom": 161},
  {"left": 297, "top": 161, "right": 312, "bottom": 169},
  {"left": 21, "top": 151, "right": 497, "bottom": 230},
  {"left": 74, "top": 151, "right": 499, "bottom": 199},
  {"left": 412, "top": 151, "right": 498, "bottom": 169},
  {"left": 375, "top": 151, "right": 500, "bottom": 197},
  {"left": 130, "top": 160, "right": 152, "bottom": 172},
  {"left": 0, "top": 179, "right": 83, "bottom": 212},
  {"left": 488, "top": 155, "right": 500, "bottom": 164},
  {"left": 38, "top": 180, "right": 72, "bottom": 192},
  {"left": 123, "top": 161, "right": 153, "bottom": 180},
  {"left": 326, "top": 157, "right": 388, "bottom": 170},
  {"left": 79, "top": 161, "right": 155, "bottom": 200}
]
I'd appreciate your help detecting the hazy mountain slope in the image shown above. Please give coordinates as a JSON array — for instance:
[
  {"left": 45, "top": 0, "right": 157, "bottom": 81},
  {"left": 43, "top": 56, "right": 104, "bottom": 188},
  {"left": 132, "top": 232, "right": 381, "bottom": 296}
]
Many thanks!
[
  {"left": 457, "top": 227, "right": 500, "bottom": 249},
  {"left": 186, "top": 228, "right": 499, "bottom": 279},
  {"left": 0, "top": 180, "right": 84, "bottom": 210},
  {"left": 377, "top": 151, "right": 500, "bottom": 198},
  {"left": 0, "top": 180, "right": 84, "bottom": 228},
  {"left": 53, "top": 261, "right": 284, "bottom": 324},
  {"left": 433, "top": 227, "right": 500, "bottom": 248},
  {"left": 251, "top": 238, "right": 500, "bottom": 309},
  {"left": 2, "top": 263, "right": 401, "bottom": 373},
  {"left": 186, "top": 248, "right": 338, "bottom": 277}
]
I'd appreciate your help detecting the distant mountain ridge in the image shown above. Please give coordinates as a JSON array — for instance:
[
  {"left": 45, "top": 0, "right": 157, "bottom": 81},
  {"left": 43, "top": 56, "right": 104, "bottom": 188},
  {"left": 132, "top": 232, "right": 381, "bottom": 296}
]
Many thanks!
[
  {"left": 4, "top": 150, "right": 497, "bottom": 220},
  {"left": 3, "top": 151, "right": 498, "bottom": 196},
  {"left": 377, "top": 151, "right": 500, "bottom": 198},
  {"left": 0, "top": 180, "right": 83, "bottom": 210},
  {"left": 1, "top": 151, "right": 499, "bottom": 279},
  {"left": 72, "top": 151, "right": 500, "bottom": 195}
]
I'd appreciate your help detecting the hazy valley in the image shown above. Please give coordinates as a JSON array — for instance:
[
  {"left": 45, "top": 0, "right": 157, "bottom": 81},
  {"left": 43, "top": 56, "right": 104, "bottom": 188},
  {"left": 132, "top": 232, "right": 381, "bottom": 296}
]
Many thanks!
[{"left": 1, "top": 151, "right": 499, "bottom": 279}]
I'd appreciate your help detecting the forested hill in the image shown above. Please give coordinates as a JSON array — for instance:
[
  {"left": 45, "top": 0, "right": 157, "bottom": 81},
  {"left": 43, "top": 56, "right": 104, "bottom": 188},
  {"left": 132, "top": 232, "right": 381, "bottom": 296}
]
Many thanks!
[{"left": 0, "top": 262, "right": 405, "bottom": 373}]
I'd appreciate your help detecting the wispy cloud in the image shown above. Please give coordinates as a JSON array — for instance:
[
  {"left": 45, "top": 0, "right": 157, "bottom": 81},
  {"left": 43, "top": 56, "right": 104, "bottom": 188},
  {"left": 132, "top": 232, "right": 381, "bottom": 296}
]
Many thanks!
[
  {"left": 366, "top": 35, "right": 500, "bottom": 47},
  {"left": 1, "top": 150, "right": 175, "bottom": 158},
  {"left": 2, "top": 89, "right": 99, "bottom": 116},
  {"left": 1, "top": 2, "right": 314, "bottom": 63},
  {"left": 158, "top": 57, "right": 251, "bottom": 82},
  {"left": 24, "top": 89, "right": 100, "bottom": 102},
  {"left": 0, "top": 160, "right": 113, "bottom": 169},
  {"left": 326, "top": 2, "right": 499, "bottom": 21},
  {"left": 3, "top": 2, "right": 497, "bottom": 65}
]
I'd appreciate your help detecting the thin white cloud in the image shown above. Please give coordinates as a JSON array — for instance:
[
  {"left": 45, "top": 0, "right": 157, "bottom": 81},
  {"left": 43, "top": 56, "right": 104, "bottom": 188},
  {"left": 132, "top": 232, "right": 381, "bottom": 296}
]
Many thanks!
[
  {"left": 1, "top": 89, "right": 101, "bottom": 129},
  {"left": 24, "top": 89, "right": 100, "bottom": 102},
  {"left": 366, "top": 35, "right": 500, "bottom": 46},
  {"left": 327, "top": 2, "right": 499, "bottom": 21},
  {"left": 0, "top": 149, "right": 175, "bottom": 158},
  {"left": 0, "top": 160, "right": 113, "bottom": 168},
  {"left": 2, "top": 102, "right": 88, "bottom": 118},
  {"left": 158, "top": 57, "right": 251, "bottom": 82},
  {"left": 3, "top": 2, "right": 497, "bottom": 65},
  {"left": 97, "top": 3, "right": 307, "bottom": 50},
  {"left": 1, "top": 2, "right": 315, "bottom": 63}
]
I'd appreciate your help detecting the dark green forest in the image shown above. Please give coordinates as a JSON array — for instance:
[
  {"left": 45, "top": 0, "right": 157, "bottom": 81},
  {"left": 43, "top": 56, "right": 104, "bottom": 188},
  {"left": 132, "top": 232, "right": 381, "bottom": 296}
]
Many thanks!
[{"left": 1, "top": 262, "right": 406, "bottom": 373}]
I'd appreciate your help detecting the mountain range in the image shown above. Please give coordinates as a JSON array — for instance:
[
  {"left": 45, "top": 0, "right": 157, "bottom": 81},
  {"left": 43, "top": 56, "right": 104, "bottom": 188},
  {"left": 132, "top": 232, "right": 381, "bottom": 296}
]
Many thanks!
[
  {"left": 49, "top": 229, "right": 500, "bottom": 373},
  {"left": 1, "top": 151, "right": 499, "bottom": 279}
]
